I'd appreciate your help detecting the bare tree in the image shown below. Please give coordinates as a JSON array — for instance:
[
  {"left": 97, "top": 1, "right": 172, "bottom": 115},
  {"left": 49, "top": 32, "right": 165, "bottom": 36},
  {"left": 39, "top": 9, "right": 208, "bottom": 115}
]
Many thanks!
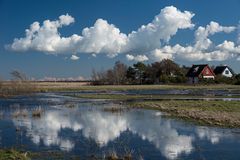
[
  {"left": 91, "top": 69, "right": 98, "bottom": 82},
  {"left": 0, "top": 76, "right": 2, "bottom": 92},
  {"left": 8, "top": 70, "right": 36, "bottom": 95},
  {"left": 11, "top": 70, "right": 28, "bottom": 81},
  {"left": 113, "top": 61, "right": 127, "bottom": 85}
]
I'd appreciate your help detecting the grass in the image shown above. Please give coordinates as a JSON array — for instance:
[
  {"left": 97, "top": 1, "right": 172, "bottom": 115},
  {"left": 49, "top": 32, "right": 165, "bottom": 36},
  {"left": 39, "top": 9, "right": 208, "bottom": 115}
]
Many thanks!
[
  {"left": 70, "top": 93, "right": 240, "bottom": 100},
  {"left": 129, "top": 100, "right": 240, "bottom": 128},
  {"left": 12, "top": 109, "right": 28, "bottom": 118},
  {"left": 0, "top": 81, "right": 37, "bottom": 98},
  {"left": 32, "top": 107, "right": 44, "bottom": 118},
  {"left": 36, "top": 83, "right": 240, "bottom": 92},
  {"left": 103, "top": 106, "right": 128, "bottom": 113},
  {"left": 0, "top": 149, "right": 134, "bottom": 160},
  {"left": 1, "top": 81, "right": 240, "bottom": 128},
  {"left": 1, "top": 81, "right": 240, "bottom": 97},
  {"left": 0, "top": 149, "right": 30, "bottom": 160}
]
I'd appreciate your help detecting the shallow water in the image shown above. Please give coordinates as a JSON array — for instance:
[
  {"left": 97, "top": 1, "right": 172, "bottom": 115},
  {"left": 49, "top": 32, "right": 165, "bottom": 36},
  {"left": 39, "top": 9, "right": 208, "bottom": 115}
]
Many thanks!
[
  {"left": 0, "top": 93, "right": 240, "bottom": 160},
  {"left": 125, "top": 89, "right": 240, "bottom": 96},
  {"left": 59, "top": 89, "right": 240, "bottom": 101}
]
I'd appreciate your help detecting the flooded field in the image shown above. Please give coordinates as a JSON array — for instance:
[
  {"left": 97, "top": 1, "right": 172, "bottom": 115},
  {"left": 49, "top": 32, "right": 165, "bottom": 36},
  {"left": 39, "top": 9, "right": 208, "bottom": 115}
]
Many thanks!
[
  {"left": 60, "top": 88, "right": 240, "bottom": 101},
  {"left": 0, "top": 93, "right": 240, "bottom": 159},
  {"left": 57, "top": 88, "right": 240, "bottom": 96}
]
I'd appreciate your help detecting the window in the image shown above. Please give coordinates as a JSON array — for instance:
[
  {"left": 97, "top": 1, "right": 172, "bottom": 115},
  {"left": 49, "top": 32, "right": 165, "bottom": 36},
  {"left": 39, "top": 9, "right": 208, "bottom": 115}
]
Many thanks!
[
  {"left": 225, "top": 70, "right": 229, "bottom": 74},
  {"left": 205, "top": 69, "right": 209, "bottom": 74}
]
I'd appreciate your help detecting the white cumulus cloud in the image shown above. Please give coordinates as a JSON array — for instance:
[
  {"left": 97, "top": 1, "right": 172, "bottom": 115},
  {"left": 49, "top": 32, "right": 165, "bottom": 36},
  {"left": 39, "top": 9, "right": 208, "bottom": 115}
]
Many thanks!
[
  {"left": 150, "top": 48, "right": 174, "bottom": 61},
  {"left": 7, "top": 6, "right": 240, "bottom": 62},
  {"left": 77, "top": 19, "right": 128, "bottom": 57},
  {"left": 70, "top": 55, "right": 79, "bottom": 60},
  {"left": 126, "top": 54, "right": 149, "bottom": 62},
  {"left": 9, "top": 14, "right": 81, "bottom": 53},
  {"left": 149, "top": 21, "right": 238, "bottom": 61},
  {"left": 194, "top": 21, "right": 235, "bottom": 50},
  {"left": 8, "top": 6, "right": 194, "bottom": 59},
  {"left": 125, "top": 6, "right": 194, "bottom": 53}
]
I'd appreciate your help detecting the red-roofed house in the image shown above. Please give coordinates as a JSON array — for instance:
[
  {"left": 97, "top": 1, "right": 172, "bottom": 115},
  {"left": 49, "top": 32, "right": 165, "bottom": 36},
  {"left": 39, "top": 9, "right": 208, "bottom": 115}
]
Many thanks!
[{"left": 186, "top": 64, "right": 215, "bottom": 84}]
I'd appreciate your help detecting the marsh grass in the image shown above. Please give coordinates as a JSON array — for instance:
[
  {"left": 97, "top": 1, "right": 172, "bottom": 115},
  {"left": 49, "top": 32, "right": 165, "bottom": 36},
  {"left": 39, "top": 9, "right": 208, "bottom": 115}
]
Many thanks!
[
  {"left": 0, "top": 149, "right": 30, "bottom": 160},
  {"left": 0, "top": 81, "right": 37, "bottom": 98},
  {"left": 70, "top": 93, "right": 240, "bottom": 100},
  {"left": 129, "top": 100, "right": 240, "bottom": 128},
  {"left": 65, "top": 103, "right": 77, "bottom": 108},
  {"left": 12, "top": 109, "right": 28, "bottom": 118},
  {"left": 1, "top": 81, "right": 240, "bottom": 97},
  {"left": 103, "top": 149, "right": 133, "bottom": 160},
  {"left": 29, "top": 82, "right": 240, "bottom": 92},
  {"left": 32, "top": 107, "right": 44, "bottom": 118},
  {"left": 103, "top": 107, "right": 128, "bottom": 113}
]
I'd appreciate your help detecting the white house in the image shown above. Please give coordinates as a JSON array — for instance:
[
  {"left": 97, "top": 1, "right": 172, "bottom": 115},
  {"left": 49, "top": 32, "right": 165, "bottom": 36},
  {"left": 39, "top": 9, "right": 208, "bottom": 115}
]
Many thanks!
[{"left": 213, "top": 66, "right": 234, "bottom": 78}]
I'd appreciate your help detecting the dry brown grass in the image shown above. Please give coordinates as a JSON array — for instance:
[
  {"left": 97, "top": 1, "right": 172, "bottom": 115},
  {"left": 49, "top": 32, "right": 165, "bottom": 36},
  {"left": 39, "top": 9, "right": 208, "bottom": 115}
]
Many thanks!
[
  {"left": 0, "top": 81, "right": 37, "bottom": 97},
  {"left": 130, "top": 100, "right": 240, "bottom": 128},
  {"left": 12, "top": 109, "right": 28, "bottom": 118},
  {"left": 32, "top": 107, "right": 44, "bottom": 118}
]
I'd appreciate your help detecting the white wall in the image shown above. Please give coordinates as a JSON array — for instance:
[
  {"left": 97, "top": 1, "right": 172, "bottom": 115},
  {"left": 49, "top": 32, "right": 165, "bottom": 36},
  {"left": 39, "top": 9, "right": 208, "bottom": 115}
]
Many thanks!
[{"left": 222, "top": 67, "right": 233, "bottom": 78}]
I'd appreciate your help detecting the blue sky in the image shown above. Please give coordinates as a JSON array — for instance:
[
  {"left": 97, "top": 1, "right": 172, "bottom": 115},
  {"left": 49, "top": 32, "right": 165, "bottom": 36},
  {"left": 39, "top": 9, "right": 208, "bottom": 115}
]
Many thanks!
[{"left": 0, "top": 0, "right": 240, "bottom": 80}]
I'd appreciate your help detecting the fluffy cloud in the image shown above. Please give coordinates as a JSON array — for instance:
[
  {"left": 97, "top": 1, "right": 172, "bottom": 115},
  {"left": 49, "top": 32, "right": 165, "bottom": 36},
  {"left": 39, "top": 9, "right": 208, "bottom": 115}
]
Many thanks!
[
  {"left": 70, "top": 55, "right": 79, "bottom": 60},
  {"left": 149, "top": 21, "right": 238, "bottom": 61},
  {"left": 9, "top": 14, "right": 81, "bottom": 53},
  {"left": 126, "top": 54, "right": 149, "bottom": 62},
  {"left": 150, "top": 48, "right": 174, "bottom": 61},
  {"left": 7, "top": 6, "right": 240, "bottom": 62},
  {"left": 194, "top": 21, "right": 235, "bottom": 50},
  {"left": 8, "top": 6, "right": 194, "bottom": 58},
  {"left": 238, "top": 23, "right": 240, "bottom": 44},
  {"left": 78, "top": 19, "right": 128, "bottom": 57},
  {"left": 125, "top": 6, "right": 194, "bottom": 53}
]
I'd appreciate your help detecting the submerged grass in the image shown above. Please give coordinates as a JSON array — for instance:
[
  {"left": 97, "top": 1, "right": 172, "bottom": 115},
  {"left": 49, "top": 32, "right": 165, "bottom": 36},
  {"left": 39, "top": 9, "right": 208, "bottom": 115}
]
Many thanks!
[
  {"left": 12, "top": 109, "right": 28, "bottom": 118},
  {"left": 70, "top": 93, "right": 240, "bottom": 100},
  {"left": 32, "top": 107, "right": 44, "bottom": 118}
]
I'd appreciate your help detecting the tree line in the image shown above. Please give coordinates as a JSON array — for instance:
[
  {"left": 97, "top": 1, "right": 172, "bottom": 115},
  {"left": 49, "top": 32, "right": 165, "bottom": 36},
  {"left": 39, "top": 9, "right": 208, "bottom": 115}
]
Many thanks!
[
  {"left": 91, "top": 59, "right": 240, "bottom": 85},
  {"left": 91, "top": 59, "right": 188, "bottom": 85}
]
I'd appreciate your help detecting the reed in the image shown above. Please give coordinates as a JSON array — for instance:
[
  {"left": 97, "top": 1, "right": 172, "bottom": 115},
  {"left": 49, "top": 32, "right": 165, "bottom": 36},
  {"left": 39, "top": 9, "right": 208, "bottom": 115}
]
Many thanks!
[{"left": 32, "top": 107, "right": 44, "bottom": 118}]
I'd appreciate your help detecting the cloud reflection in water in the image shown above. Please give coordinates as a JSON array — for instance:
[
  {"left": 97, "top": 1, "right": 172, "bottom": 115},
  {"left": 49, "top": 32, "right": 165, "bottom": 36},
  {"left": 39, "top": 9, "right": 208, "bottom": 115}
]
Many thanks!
[{"left": 11, "top": 105, "right": 229, "bottom": 159}]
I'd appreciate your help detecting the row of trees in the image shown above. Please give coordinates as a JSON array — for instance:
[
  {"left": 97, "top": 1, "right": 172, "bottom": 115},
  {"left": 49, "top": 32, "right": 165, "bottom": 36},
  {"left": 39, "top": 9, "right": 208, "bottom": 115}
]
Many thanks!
[
  {"left": 91, "top": 59, "right": 189, "bottom": 85},
  {"left": 91, "top": 59, "right": 240, "bottom": 85}
]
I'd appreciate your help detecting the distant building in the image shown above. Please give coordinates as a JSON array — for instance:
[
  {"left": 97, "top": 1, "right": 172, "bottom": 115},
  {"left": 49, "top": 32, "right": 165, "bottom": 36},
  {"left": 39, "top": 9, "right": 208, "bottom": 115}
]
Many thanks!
[
  {"left": 186, "top": 64, "right": 215, "bottom": 84},
  {"left": 213, "top": 65, "right": 234, "bottom": 78}
]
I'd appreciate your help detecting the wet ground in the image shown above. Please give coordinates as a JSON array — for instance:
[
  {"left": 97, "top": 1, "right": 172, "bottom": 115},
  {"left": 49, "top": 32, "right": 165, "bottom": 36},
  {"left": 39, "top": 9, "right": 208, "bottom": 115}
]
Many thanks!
[{"left": 0, "top": 93, "right": 240, "bottom": 159}]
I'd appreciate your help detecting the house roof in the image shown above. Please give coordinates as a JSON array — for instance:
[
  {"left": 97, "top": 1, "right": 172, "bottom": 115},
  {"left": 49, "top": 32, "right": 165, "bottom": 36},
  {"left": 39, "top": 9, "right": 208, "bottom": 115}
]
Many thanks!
[
  {"left": 186, "top": 64, "right": 209, "bottom": 77},
  {"left": 214, "top": 66, "right": 234, "bottom": 75}
]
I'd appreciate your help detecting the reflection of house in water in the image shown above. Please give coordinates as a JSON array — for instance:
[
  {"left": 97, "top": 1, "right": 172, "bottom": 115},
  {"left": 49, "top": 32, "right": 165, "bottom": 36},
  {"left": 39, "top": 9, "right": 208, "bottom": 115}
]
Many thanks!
[
  {"left": 214, "top": 65, "right": 234, "bottom": 78},
  {"left": 186, "top": 64, "right": 215, "bottom": 84}
]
